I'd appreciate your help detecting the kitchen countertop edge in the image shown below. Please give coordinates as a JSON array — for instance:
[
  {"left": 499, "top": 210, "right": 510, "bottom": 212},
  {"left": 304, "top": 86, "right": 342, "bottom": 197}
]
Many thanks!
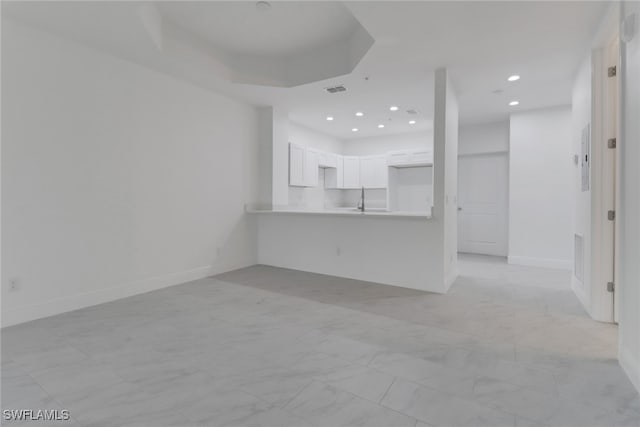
[{"left": 246, "top": 209, "right": 432, "bottom": 219}]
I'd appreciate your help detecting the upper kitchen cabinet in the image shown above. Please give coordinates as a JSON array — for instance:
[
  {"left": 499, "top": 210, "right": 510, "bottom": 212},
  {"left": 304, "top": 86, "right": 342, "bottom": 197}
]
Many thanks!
[
  {"left": 360, "top": 155, "right": 388, "bottom": 189},
  {"left": 289, "top": 143, "right": 319, "bottom": 187},
  {"left": 289, "top": 143, "right": 306, "bottom": 186},
  {"left": 387, "top": 149, "right": 433, "bottom": 167},
  {"left": 342, "top": 156, "right": 361, "bottom": 189},
  {"left": 304, "top": 149, "right": 320, "bottom": 187},
  {"left": 318, "top": 152, "right": 338, "bottom": 169}
]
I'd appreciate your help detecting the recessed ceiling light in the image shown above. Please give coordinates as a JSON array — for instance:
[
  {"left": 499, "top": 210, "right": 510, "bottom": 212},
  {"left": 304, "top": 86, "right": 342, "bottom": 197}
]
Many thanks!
[
  {"left": 409, "top": 120, "right": 416, "bottom": 125},
  {"left": 509, "top": 101, "right": 520, "bottom": 106},
  {"left": 352, "top": 128, "right": 359, "bottom": 132},
  {"left": 326, "top": 116, "right": 334, "bottom": 121},
  {"left": 378, "top": 124, "right": 385, "bottom": 128},
  {"left": 507, "top": 75, "right": 520, "bottom": 82},
  {"left": 389, "top": 106, "right": 399, "bottom": 111},
  {"left": 355, "top": 112, "right": 364, "bottom": 117}
]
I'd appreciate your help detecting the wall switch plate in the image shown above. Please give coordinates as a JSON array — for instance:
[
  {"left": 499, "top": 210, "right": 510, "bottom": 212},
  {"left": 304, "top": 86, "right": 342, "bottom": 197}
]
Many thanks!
[{"left": 9, "top": 278, "right": 20, "bottom": 292}]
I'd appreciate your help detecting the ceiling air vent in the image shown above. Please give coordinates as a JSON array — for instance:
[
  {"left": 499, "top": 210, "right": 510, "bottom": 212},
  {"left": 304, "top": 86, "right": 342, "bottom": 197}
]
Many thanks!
[
  {"left": 406, "top": 109, "right": 418, "bottom": 115},
  {"left": 325, "top": 85, "right": 347, "bottom": 94}
]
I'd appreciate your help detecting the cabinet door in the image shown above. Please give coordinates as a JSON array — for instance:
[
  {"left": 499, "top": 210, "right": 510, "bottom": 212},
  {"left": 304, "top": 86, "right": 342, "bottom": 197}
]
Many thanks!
[
  {"left": 361, "top": 156, "right": 388, "bottom": 189},
  {"left": 360, "top": 157, "right": 375, "bottom": 188},
  {"left": 411, "top": 150, "right": 433, "bottom": 164},
  {"left": 289, "top": 143, "right": 305, "bottom": 186},
  {"left": 343, "top": 156, "right": 360, "bottom": 188},
  {"left": 373, "top": 156, "right": 388, "bottom": 188},
  {"left": 387, "top": 151, "right": 411, "bottom": 166},
  {"left": 319, "top": 152, "right": 337, "bottom": 168},
  {"left": 304, "top": 149, "right": 319, "bottom": 187}
]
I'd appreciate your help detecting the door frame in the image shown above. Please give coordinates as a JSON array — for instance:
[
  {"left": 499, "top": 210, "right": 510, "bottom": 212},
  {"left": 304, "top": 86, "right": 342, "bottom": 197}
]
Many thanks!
[{"left": 590, "top": 33, "right": 619, "bottom": 323}]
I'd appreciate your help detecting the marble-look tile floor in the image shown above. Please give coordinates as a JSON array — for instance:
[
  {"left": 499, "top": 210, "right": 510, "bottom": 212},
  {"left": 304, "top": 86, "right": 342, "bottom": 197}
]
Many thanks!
[{"left": 2, "top": 254, "right": 639, "bottom": 426}]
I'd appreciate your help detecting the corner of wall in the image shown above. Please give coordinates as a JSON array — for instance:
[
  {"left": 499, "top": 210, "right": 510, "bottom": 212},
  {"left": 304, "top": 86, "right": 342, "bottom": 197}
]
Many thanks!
[{"left": 619, "top": 344, "right": 640, "bottom": 394}]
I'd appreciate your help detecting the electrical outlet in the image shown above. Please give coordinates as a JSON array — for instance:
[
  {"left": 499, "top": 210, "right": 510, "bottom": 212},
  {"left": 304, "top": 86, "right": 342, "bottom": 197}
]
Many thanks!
[
  {"left": 216, "top": 247, "right": 222, "bottom": 257},
  {"left": 9, "top": 278, "right": 20, "bottom": 292},
  {"left": 336, "top": 246, "right": 341, "bottom": 256}
]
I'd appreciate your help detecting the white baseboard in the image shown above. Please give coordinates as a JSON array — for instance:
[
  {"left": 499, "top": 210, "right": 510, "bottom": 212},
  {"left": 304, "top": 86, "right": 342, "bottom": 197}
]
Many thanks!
[
  {"left": 508, "top": 255, "right": 572, "bottom": 270},
  {"left": 620, "top": 346, "right": 640, "bottom": 394},
  {"left": 571, "top": 278, "right": 591, "bottom": 315},
  {"left": 444, "top": 268, "right": 459, "bottom": 292},
  {"left": 2, "top": 265, "right": 216, "bottom": 328}
]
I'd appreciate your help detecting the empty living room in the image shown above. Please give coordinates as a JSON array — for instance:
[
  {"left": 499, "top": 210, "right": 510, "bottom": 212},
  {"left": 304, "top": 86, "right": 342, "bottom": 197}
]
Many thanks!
[{"left": 2, "top": 1, "right": 640, "bottom": 426}]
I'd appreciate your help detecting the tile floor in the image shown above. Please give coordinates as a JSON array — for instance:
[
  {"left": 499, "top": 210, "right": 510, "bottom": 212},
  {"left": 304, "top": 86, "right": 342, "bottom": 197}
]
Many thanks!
[{"left": 2, "top": 255, "right": 639, "bottom": 426}]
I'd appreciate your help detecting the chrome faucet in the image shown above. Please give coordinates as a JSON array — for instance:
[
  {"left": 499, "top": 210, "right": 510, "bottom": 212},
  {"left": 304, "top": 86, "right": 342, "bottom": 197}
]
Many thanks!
[{"left": 357, "top": 186, "right": 365, "bottom": 212}]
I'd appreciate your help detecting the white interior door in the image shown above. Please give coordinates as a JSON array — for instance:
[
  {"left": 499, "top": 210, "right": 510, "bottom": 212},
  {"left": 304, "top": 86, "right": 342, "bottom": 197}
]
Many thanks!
[{"left": 458, "top": 153, "right": 508, "bottom": 256}]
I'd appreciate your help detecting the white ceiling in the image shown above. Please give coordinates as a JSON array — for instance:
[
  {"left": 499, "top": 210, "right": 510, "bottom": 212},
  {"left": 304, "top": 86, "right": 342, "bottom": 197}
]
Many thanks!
[
  {"left": 158, "top": 2, "right": 358, "bottom": 58},
  {"left": 286, "top": 69, "right": 435, "bottom": 139},
  {"left": 3, "top": 1, "right": 610, "bottom": 140}
]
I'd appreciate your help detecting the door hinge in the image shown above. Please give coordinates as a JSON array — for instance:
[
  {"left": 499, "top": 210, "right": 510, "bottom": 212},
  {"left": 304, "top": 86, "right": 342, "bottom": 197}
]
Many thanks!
[
  {"left": 608, "top": 138, "right": 617, "bottom": 149},
  {"left": 608, "top": 210, "right": 616, "bottom": 221},
  {"left": 607, "top": 282, "right": 615, "bottom": 293},
  {"left": 608, "top": 66, "right": 617, "bottom": 77}
]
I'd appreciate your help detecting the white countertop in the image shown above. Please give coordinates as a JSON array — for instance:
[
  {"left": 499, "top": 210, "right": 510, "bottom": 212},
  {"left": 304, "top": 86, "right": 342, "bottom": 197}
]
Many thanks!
[{"left": 246, "top": 207, "right": 432, "bottom": 219}]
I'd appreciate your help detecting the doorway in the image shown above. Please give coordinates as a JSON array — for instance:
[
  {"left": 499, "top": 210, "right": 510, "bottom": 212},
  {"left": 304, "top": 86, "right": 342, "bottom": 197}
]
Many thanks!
[{"left": 457, "top": 152, "right": 509, "bottom": 256}]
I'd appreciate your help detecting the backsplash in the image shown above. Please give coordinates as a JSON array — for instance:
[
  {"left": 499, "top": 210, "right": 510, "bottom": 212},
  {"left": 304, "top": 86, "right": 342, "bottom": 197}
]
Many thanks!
[{"left": 288, "top": 169, "right": 387, "bottom": 210}]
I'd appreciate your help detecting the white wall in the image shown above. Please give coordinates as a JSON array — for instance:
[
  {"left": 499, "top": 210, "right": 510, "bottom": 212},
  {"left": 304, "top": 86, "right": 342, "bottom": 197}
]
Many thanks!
[
  {"left": 571, "top": 55, "right": 593, "bottom": 311},
  {"left": 1, "top": 20, "right": 260, "bottom": 326},
  {"left": 342, "top": 131, "right": 433, "bottom": 156},
  {"left": 508, "top": 106, "right": 573, "bottom": 269},
  {"left": 257, "top": 107, "right": 275, "bottom": 210},
  {"left": 459, "top": 121, "right": 509, "bottom": 155},
  {"left": 289, "top": 122, "right": 344, "bottom": 154},
  {"left": 257, "top": 214, "right": 444, "bottom": 292},
  {"left": 272, "top": 107, "right": 290, "bottom": 208},
  {"left": 618, "top": 0, "right": 640, "bottom": 393},
  {"left": 442, "top": 70, "right": 459, "bottom": 288}
]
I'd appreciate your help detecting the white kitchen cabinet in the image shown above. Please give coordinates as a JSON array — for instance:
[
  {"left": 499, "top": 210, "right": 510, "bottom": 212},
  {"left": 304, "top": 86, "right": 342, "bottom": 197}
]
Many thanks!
[
  {"left": 289, "top": 143, "right": 320, "bottom": 187},
  {"left": 360, "top": 155, "right": 388, "bottom": 189},
  {"left": 289, "top": 143, "right": 306, "bottom": 186},
  {"left": 387, "top": 151, "right": 411, "bottom": 166},
  {"left": 342, "top": 156, "right": 361, "bottom": 189},
  {"left": 410, "top": 150, "right": 433, "bottom": 164},
  {"left": 305, "top": 149, "right": 319, "bottom": 187},
  {"left": 324, "top": 155, "right": 344, "bottom": 189},
  {"left": 387, "top": 149, "right": 433, "bottom": 167},
  {"left": 318, "top": 152, "right": 338, "bottom": 168}
]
